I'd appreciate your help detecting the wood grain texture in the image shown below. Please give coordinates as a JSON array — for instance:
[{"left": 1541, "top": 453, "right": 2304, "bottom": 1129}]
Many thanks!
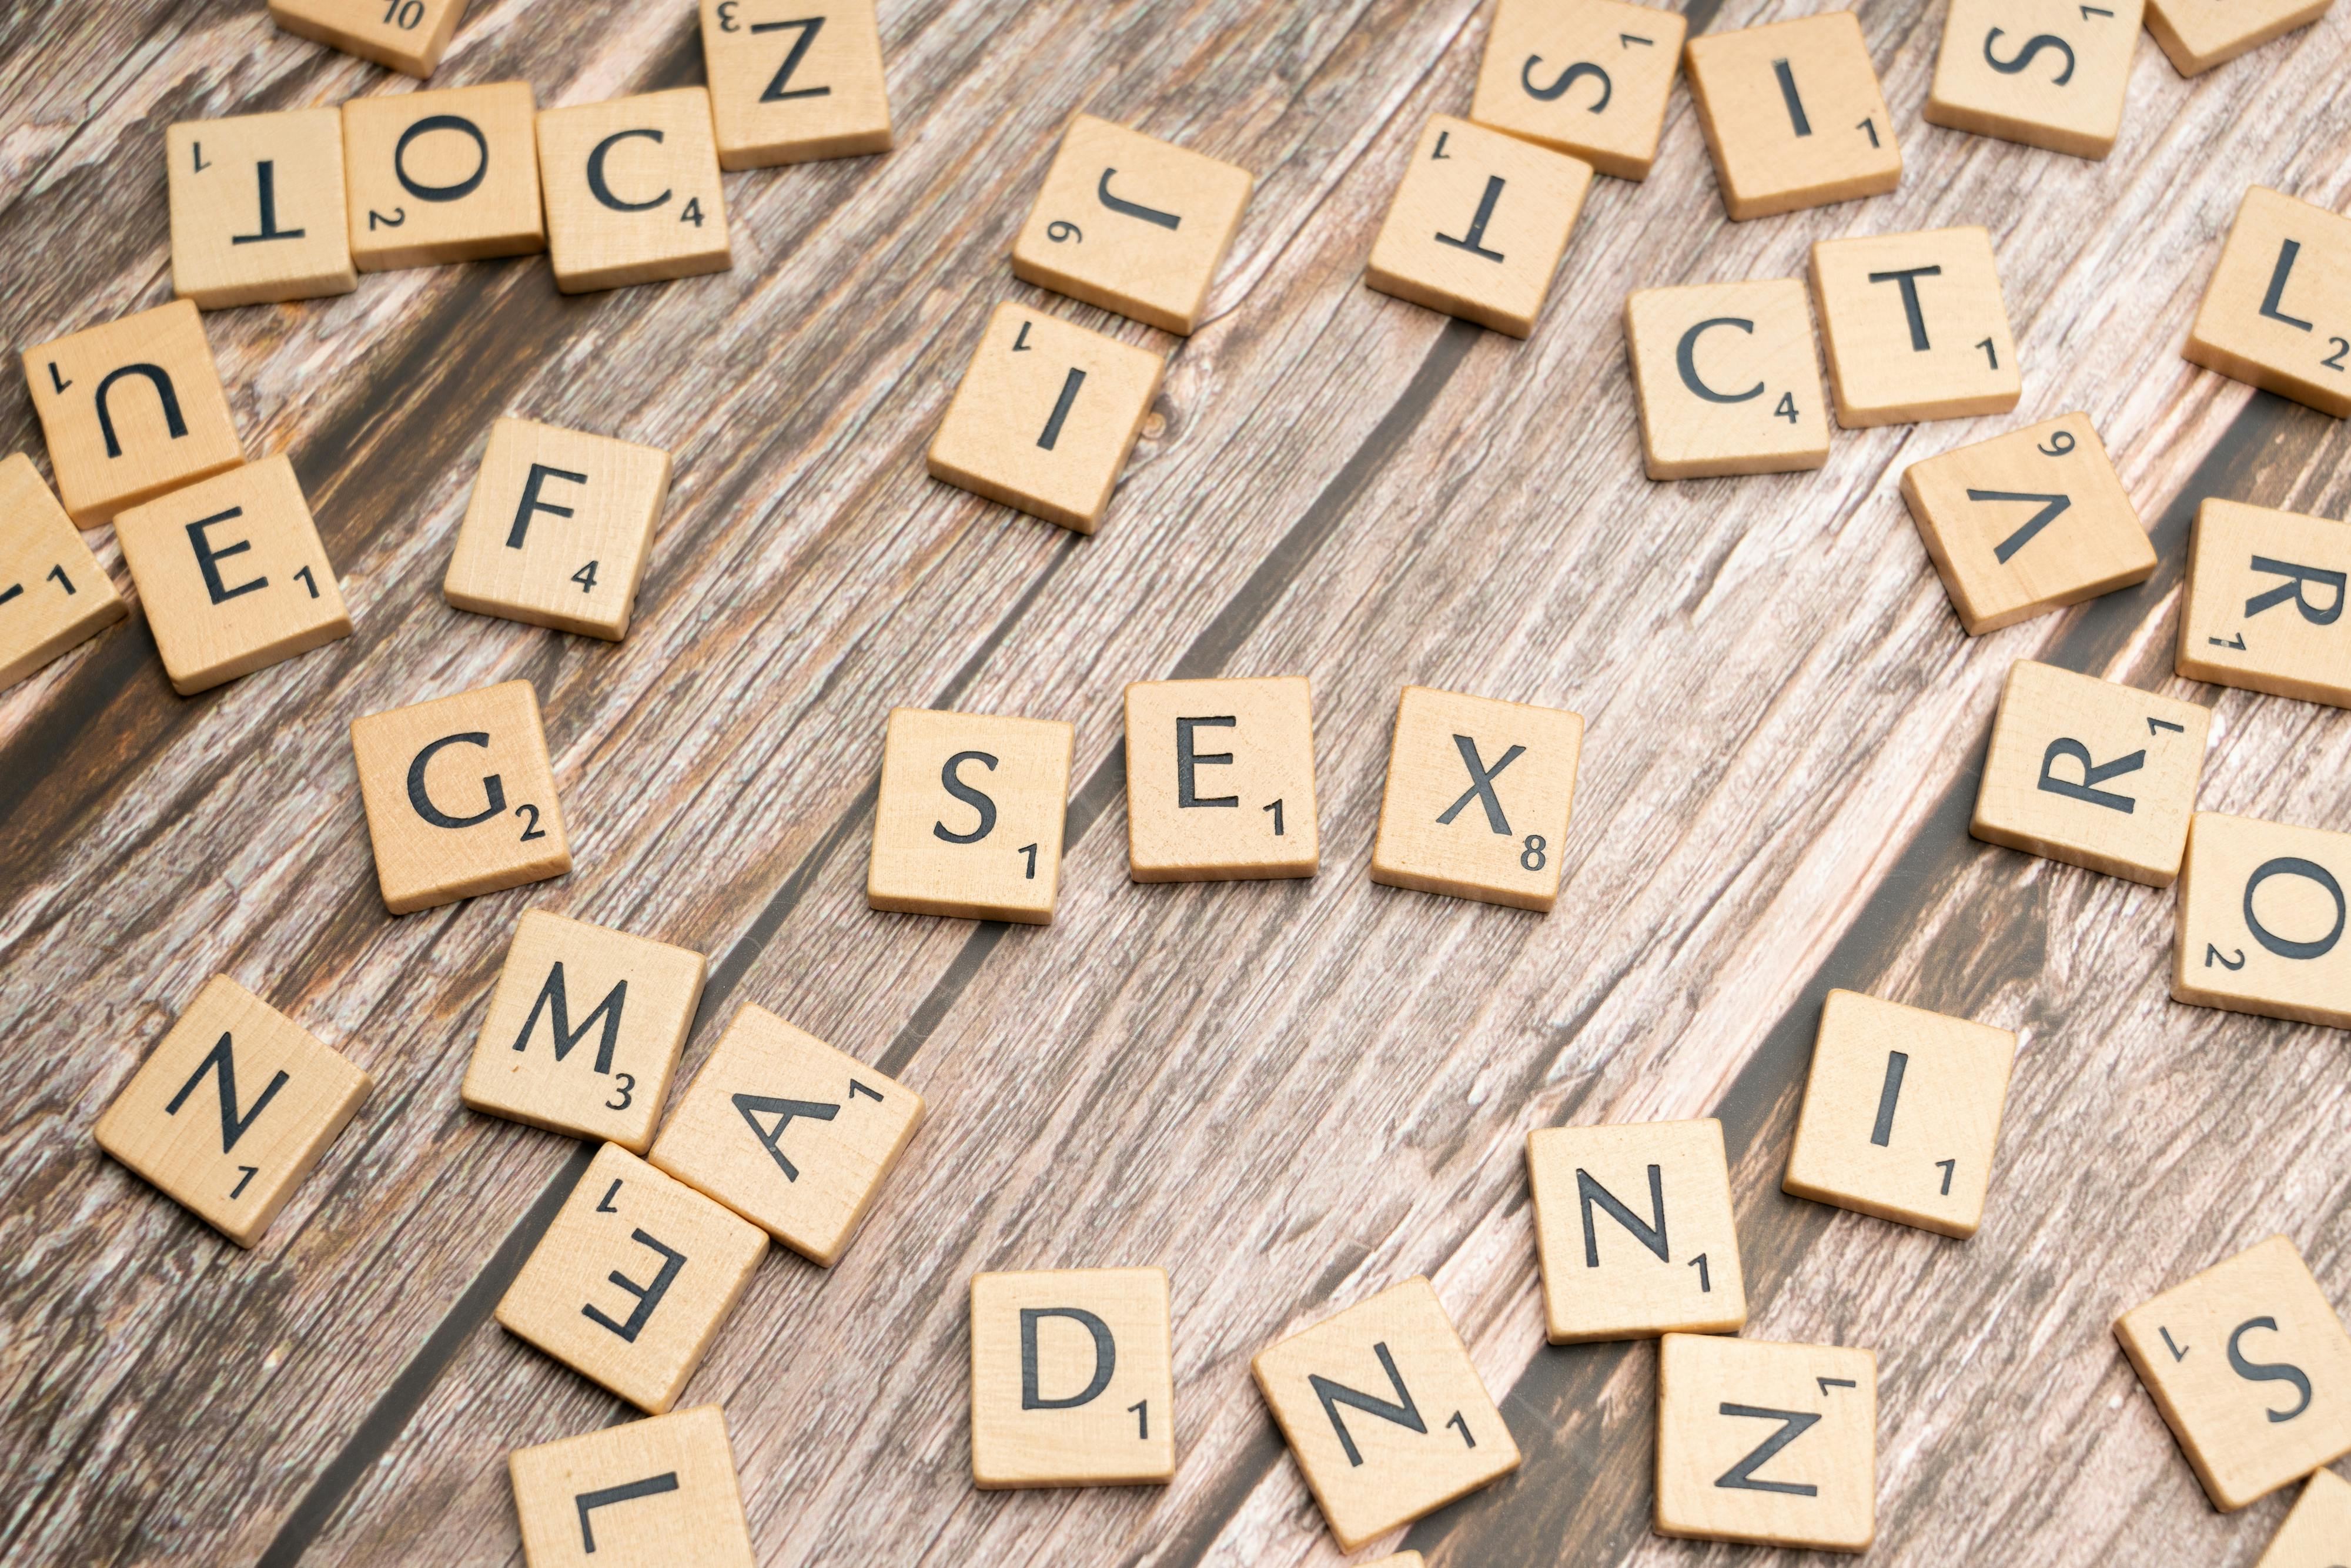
[{"left": 1, "top": 0, "right": 2349, "bottom": 1564}]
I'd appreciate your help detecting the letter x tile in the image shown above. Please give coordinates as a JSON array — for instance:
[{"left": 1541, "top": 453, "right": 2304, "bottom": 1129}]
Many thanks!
[{"left": 1369, "top": 685, "right": 1583, "bottom": 911}]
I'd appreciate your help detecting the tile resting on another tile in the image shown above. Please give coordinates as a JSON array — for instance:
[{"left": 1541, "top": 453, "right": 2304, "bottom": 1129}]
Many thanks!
[{"left": 0, "top": 453, "right": 127, "bottom": 690}]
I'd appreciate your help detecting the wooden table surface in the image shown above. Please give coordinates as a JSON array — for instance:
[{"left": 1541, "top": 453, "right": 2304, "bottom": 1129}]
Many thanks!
[{"left": 4, "top": 0, "right": 2348, "bottom": 1563}]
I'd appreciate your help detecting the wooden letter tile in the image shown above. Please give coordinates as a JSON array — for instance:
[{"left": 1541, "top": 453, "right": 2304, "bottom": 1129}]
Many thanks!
[
  {"left": 349, "top": 679, "right": 571, "bottom": 914},
  {"left": 927, "top": 302, "right": 1164, "bottom": 534},
  {"left": 2255, "top": 1467, "right": 2351, "bottom": 1567},
  {"left": 2173, "top": 812, "right": 2351, "bottom": 1027},
  {"left": 1123, "top": 676, "right": 1318, "bottom": 881},
  {"left": 2115, "top": 1235, "right": 2351, "bottom": 1510},
  {"left": 2185, "top": 188, "right": 2351, "bottom": 419},
  {"left": 2145, "top": 0, "right": 2332, "bottom": 75},
  {"left": 1899, "top": 414, "right": 2153, "bottom": 633},
  {"left": 462, "top": 911, "right": 708, "bottom": 1153},
  {"left": 700, "top": 0, "right": 892, "bottom": 169},
  {"left": 1469, "top": 0, "right": 1689, "bottom": 180},
  {"left": 443, "top": 416, "right": 672, "bottom": 641},
  {"left": 1624, "top": 278, "right": 1830, "bottom": 478},
  {"left": 510, "top": 1405, "right": 755, "bottom": 1568},
  {"left": 1811, "top": 226, "right": 2021, "bottom": 426},
  {"left": 1252, "top": 1278, "right": 1519, "bottom": 1550},
  {"left": 269, "top": 0, "right": 467, "bottom": 76},
  {"left": 167, "top": 109, "right": 356, "bottom": 309},
  {"left": 970, "top": 1266, "right": 1175, "bottom": 1487},
  {"left": 93, "top": 974, "right": 370, "bottom": 1248},
  {"left": 2179, "top": 499, "right": 2351, "bottom": 705},
  {"left": 537, "top": 90, "right": 731, "bottom": 294},
  {"left": 1365, "top": 115, "right": 1592, "bottom": 338},
  {"left": 1971, "top": 660, "right": 2209, "bottom": 885},
  {"left": 1783, "top": 990, "right": 2016, "bottom": 1238},
  {"left": 1924, "top": 0, "right": 2143, "bottom": 158},
  {"left": 1527, "top": 1118, "right": 1746, "bottom": 1342},
  {"left": 343, "top": 83, "right": 545, "bottom": 271},
  {"left": 1368, "top": 685, "right": 1583, "bottom": 911},
  {"left": 1684, "top": 12, "right": 1901, "bottom": 220},
  {"left": 0, "top": 454, "right": 126, "bottom": 690},
  {"left": 23, "top": 300, "right": 243, "bottom": 526},
  {"left": 1656, "top": 1332, "right": 1877, "bottom": 1550},
  {"left": 1010, "top": 114, "right": 1255, "bottom": 335},
  {"left": 868, "top": 706, "right": 1073, "bottom": 921},
  {"left": 648, "top": 1003, "right": 922, "bottom": 1265},
  {"left": 113, "top": 455, "right": 352, "bottom": 696},
  {"left": 497, "top": 1142, "right": 766, "bottom": 1413}
]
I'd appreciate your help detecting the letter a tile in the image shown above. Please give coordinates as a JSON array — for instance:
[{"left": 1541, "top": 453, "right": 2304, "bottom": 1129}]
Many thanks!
[
  {"left": 1811, "top": 226, "right": 2021, "bottom": 427},
  {"left": 94, "top": 975, "right": 370, "bottom": 1248},
  {"left": 24, "top": 300, "right": 245, "bottom": 527},
  {"left": 2115, "top": 1235, "right": 2351, "bottom": 1510},
  {"left": 1527, "top": 1119, "right": 1746, "bottom": 1342},
  {"left": 648, "top": 1003, "right": 923, "bottom": 1266},
  {"left": 1782, "top": 990, "right": 2016, "bottom": 1238},
  {"left": 868, "top": 707, "right": 1074, "bottom": 922},
  {"left": 970, "top": 1266, "right": 1175, "bottom": 1487},
  {"left": 349, "top": 679, "right": 571, "bottom": 914},
  {"left": 498, "top": 1142, "right": 767, "bottom": 1414},
  {"left": 168, "top": 109, "right": 357, "bottom": 309},
  {"left": 510, "top": 1405, "right": 755, "bottom": 1568},
  {"left": 699, "top": 0, "right": 892, "bottom": 169},
  {"left": 2255, "top": 1467, "right": 2351, "bottom": 1567},
  {"left": 1251, "top": 1277, "right": 1521, "bottom": 1551},
  {"left": 463, "top": 911, "right": 708, "bottom": 1152},
  {"left": 537, "top": 90, "right": 731, "bottom": 293},
  {"left": 1972, "top": 660, "right": 2209, "bottom": 885},
  {"left": 343, "top": 83, "right": 546, "bottom": 272},
  {"left": 2143, "top": 0, "right": 2332, "bottom": 75},
  {"left": 269, "top": 0, "right": 469, "bottom": 77},
  {"left": 1655, "top": 1332, "right": 1876, "bottom": 1550},
  {"left": 1365, "top": 116, "right": 1593, "bottom": 338},
  {"left": 1684, "top": 12, "right": 1901, "bottom": 220},
  {"left": 2173, "top": 812, "right": 2351, "bottom": 1027},
  {"left": 2185, "top": 188, "right": 2351, "bottom": 419},
  {"left": 1123, "top": 676, "right": 1319, "bottom": 881},
  {"left": 1470, "top": 0, "right": 1689, "bottom": 180},
  {"left": 1624, "top": 278, "right": 1830, "bottom": 477},
  {"left": 1924, "top": 0, "right": 2143, "bottom": 159},
  {"left": 2178, "top": 500, "right": 2351, "bottom": 707},
  {"left": 0, "top": 454, "right": 127, "bottom": 691},
  {"left": 1369, "top": 685, "right": 1583, "bottom": 911}
]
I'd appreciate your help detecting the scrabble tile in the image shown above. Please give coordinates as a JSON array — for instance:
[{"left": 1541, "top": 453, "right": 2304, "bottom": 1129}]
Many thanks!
[
  {"left": 0, "top": 454, "right": 127, "bottom": 690},
  {"left": 442, "top": 417, "right": 672, "bottom": 641},
  {"left": 93, "top": 974, "right": 370, "bottom": 1249},
  {"left": 23, "top": 300, "right": 243, "bottom": 527},
  {"left": 267, "top": 0, "right": 467, "bottom": 78},
  {"left": 2173, "top": 812, "right": 2351, "bottom": 1028},
  {"left": 461, "top": 911, "right": 707, "bottom": 1153},
  {"left": 1811, "top": 226, "right": 2021, "bottom": 427},
  {"left": 2115, "top": 1235, "right": 2351, "bottom": 1510},
  {"left": 970, "top": 1266, "right": 1175, "bottom": 1488},
  {"left": 1469, "top": 0, "right": 1689, "bottom": 180},
  {"left": 926, "top": 302, "right": 1165, "bottom": 534},
  {"left": 700, "top": 0, "right": 892, "bottom": 170},
  {"left": 349, "top": 680, "right": 571, "bottom": 914},
  {"left": 1365, "top": 116, "right": 1593, "bottom": 338},
  {"left": 1253, "top": 1278, "right": 1519, "bottom": 1550},
  {"left": 1656, "top": 1332, "right": 1877, "bottom": 1550},
  {"left": 1123, "top": 676, "right": 1318, "bottom": 882},
  {"left": 1899, "top": 414, "right": 2154, "bottom": 633},
  {"left": 2184, "top": 188, "right": 2351, "bottom": 419},
  {"left": 1009, "top": 114, "right": 1255, "bottom": 335},
  {"left": 647, "top": 1004, "right": 922, "bottom": 1266},
  {"left": 1623, "top": 278, "right": 1830, "bottom": 478},
  {"left": 497, "top": 1143, "right": 766, "bottom": 1413},
  {"left": 1924, "top": 0, "right": 2143, "bottom": 159},
  {"left": 166, "top": 109, "right": 356, "bottom": 309},
  {"left": 1368, "top": 685, "right": 1583, "bottom": 912},
  {"left": 112, "top": 455, "right": 352, "bottom": 696},
  {"left": 537, "top": 90, "right": 731, "bottom": 294},
  {"left": 2144, "top": 0, "right": 2332, "bottom": 75},
  {"left": 2255, "top": 1467, "right": 2351, "bottom": 1568},
  {"left": 1782, "top": 989, "right": 2016, "bottom": 1239},
  {"left": 510, "top": 1405, "right": 754, "bottom": 1568},
  {"left": 2179, "top": 500, "right": 2351, "bottom": 705},
  {"left": 343, "top": 83, "right": 546, "bottom": 272},
  {"left": 1527, "top": 1119, "right": 1746, "bottom": 1343},
  {"left": 868, "top": 706, "right": 1073, "bottom": 921},
  {"left": 1684, "top": 12, "right": 1901, "bottom": 220},
  {"left": 1971, "top": 660, "right": 2209, "bottom": 884}
]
